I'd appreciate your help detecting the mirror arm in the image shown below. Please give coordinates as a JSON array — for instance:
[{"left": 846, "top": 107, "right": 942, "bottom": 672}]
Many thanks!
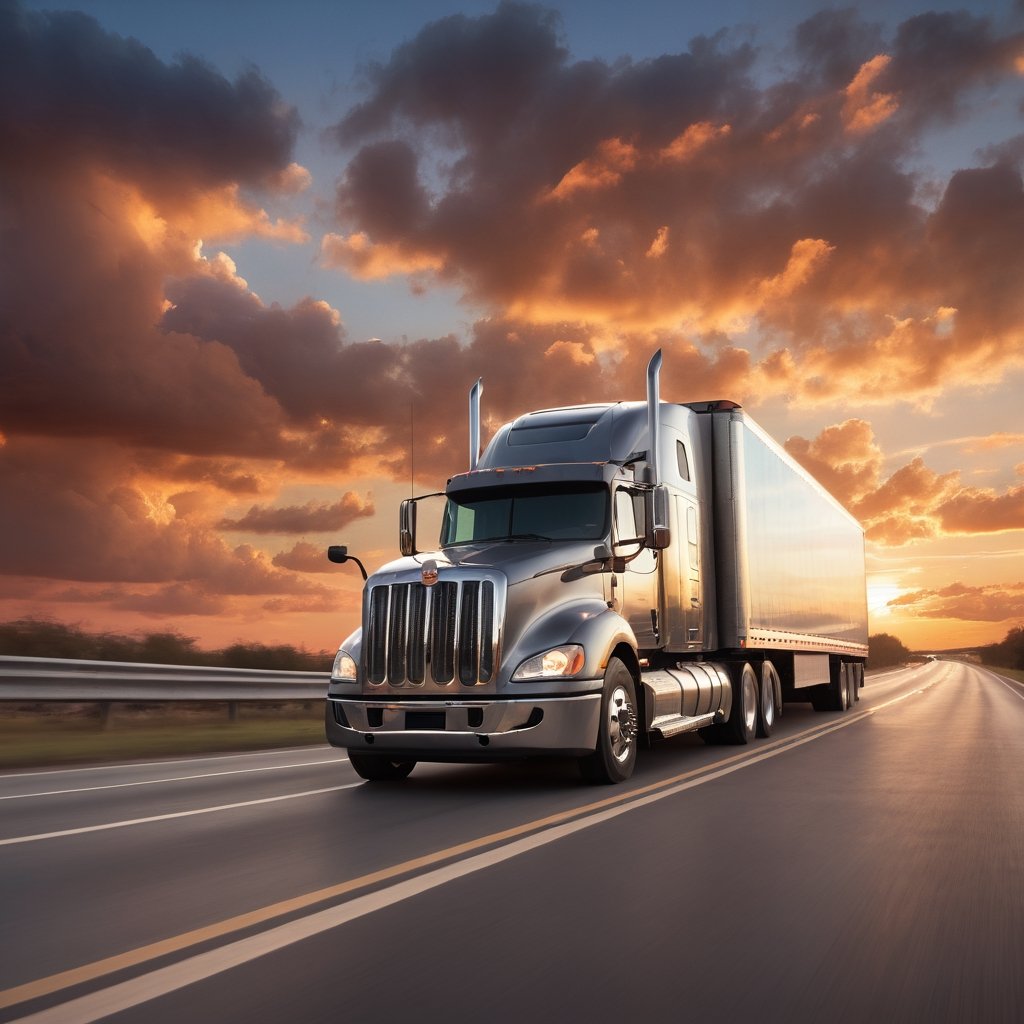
[{"left": 326, "top": 546, "right": 368, "bottom": 581}]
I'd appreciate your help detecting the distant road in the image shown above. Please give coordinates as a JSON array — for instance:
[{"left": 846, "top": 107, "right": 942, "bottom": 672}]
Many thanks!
[{"left": 2, "top": 661, "right": 1022, "bottom": 1023}]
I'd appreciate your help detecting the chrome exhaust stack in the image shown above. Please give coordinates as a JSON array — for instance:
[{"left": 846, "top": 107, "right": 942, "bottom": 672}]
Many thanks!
[
  {"left": 645, "top": 349, "right": 662, "bottom": 485},
  {"left": 469, "top": 377, "right": 483, "bottom": 470}
]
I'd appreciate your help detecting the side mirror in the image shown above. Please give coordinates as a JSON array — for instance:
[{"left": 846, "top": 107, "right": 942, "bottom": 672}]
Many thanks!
[
  {"left": 326, "top": 545, "right": 368, "bottom": 580},
  {"left": 399, "top": 499, "right": 417, "bottom": 557},
  {"left": 647, "top": 485, "right": 671, "bottom": 550}
]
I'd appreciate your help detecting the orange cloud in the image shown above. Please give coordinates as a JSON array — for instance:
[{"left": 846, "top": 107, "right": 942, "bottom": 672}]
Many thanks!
[
  {"left": 887, "top": 582, "right": 1024, "bottom": 622},
  {"left": 320, "top": 232, "right": 444, "bottom": 279},
  {"left": 272, "top": 541, "right": 339, "bottom": 574},
  {"left": 546, "top": 138, "right": 639, "bottom": 201},
  {"left": 786, "top": 422, "right": 1024, "bottom": 547},
  {"left": 842, "top": 54, "right": 898, "bottom": 134},
  {"left": 938, "top": 484, "right": 1024, "bottom": 535},
  {"left": 219, "top": 493, "right": 375, "bottom": 533}
]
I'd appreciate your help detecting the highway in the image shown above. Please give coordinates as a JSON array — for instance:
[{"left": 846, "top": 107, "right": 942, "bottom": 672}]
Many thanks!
[{"left": 1, "top": 660, "right": 1022, "bottom": 1023}]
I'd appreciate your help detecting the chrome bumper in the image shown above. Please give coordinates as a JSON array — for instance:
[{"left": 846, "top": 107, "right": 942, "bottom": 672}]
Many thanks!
[{"left": 325, "top": 693, "right": 601, "bottom": 760}]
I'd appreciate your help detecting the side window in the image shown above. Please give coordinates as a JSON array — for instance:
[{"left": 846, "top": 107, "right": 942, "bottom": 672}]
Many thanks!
[
  {"left": 676, "top": 440, "right": 691, "bottom": 482},
  {"left": 614, "top": 489, "right": 642, "bottom": 544}
]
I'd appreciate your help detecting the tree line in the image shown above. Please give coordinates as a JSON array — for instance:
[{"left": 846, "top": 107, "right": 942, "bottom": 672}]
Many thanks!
[
  {"left": 0, "top": 618, "right": 333, "bottom": 672},
  {"left": 867, "top": 632, "right": 912, "bottom": 669},
  {"left": 979, "top": 626, "right": 1024, "bottom": 671}
]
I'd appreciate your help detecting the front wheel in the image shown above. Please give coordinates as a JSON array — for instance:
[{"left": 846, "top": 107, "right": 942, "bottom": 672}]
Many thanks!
[
  {"left": 579, "top": 658, "right": 638, "bottom": 784},
  {"left": 348, "top": 751, "right": 416, "bottom": 782}
]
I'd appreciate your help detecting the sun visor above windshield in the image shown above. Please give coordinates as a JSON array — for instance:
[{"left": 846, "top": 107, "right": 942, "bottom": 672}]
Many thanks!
[{"left": 447, "top": 462, "right": 612, "bottom": 494}]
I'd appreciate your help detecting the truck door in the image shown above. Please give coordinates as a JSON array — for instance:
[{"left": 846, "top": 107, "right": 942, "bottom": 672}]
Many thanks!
[
  {"left": 663, "top": 426, "right": 702, "bottom": 649},
  {"left": 613, "top": 486, "right": 659, "bottom": 648}
]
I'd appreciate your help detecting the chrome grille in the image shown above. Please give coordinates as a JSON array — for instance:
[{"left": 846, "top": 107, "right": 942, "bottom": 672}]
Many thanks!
[{"left": 365, "top": 575, "right": 502, "bottom": 688}]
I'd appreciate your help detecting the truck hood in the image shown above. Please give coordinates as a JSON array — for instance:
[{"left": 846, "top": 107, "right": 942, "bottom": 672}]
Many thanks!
[{"left": 372, "top": 539, "right": 603, "bottom": 587}]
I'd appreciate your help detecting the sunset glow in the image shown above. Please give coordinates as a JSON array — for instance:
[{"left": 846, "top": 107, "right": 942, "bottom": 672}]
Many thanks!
[{"left": 2, "top": 0, "right": 1023, "bottom": 654}]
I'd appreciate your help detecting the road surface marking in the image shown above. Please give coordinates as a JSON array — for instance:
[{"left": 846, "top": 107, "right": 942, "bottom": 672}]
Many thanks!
[
  {"left": 0, "top": 675, "right": 939, "bottom": 1018},
  {"left": 0, "top": 746, "right": 338, "bottom": 780},
  {"left": 983, "top": 669, "right": 1024, "bottom": 703},
  {"left": 0, "top": 784, "right": 361, "bottom": 847},
  {"left": 0, "top": 758, "right": 351, "bottom": 801}
]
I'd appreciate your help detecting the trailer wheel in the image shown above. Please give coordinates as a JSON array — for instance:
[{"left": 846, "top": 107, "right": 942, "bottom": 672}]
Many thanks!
[
  {"left": 724, "top": 663, "right": 758, "bottom": 744},
  {"left": 811, "top": 660, "right": 849, "bottom": 713},
  {"left": 579, "top": 658, "right": 638, "bottom": 784},
  {"left": 348, "top": 751, "right": 416, "bottom": 782},
  {"left": 758, "top": 662, "right": 780, "bottom": 737}
]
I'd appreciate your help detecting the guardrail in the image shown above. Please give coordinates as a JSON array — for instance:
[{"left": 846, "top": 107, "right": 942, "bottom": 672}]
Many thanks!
[{"left": 0, "top": 655, "right": 329, "bottom": 702}]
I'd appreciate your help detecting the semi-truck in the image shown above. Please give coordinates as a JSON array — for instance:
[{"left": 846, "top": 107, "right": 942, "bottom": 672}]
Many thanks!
[{"left": 326, "top": 351, "right": 868, "bottom": 783}]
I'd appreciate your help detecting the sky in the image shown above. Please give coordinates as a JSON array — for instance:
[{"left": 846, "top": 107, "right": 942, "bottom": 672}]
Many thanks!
[{"left": 1, "top": 0, "right": 1023, "bottom": 654}]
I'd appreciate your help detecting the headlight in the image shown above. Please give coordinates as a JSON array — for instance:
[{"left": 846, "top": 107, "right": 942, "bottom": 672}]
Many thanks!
[
  {"left": 512, "top": 644, "right": 586, "bottom": 681},
  {"left": 331, "top": 650, "right": 358, "bottom": 681}
]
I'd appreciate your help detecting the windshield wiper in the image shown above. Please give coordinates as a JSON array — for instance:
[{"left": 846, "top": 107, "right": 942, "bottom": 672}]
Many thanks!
[{"left": 502, "top": 533, "right": 553, "bottom": 542}]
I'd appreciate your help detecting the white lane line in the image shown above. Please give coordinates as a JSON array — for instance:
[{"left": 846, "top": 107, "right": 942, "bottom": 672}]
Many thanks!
[
  {"left": 980, "top": 668, "right": 1024, "bottom": 703},
  {"left": 0, "top": 758, "right": 350, "bottom": 801},
  {"left": 6, "top": 678, "right": 939, "bottom": 1023},
  {"left": 0, "top": 784, "right": 361, "bottom": 847},
  {"left": 0, "top": 746, "right": 338, "bottom": 780}
]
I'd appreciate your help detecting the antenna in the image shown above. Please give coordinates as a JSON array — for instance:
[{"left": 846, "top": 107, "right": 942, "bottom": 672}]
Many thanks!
[{"left": 410, "top": 401, "right": 415, "bottom": 497}]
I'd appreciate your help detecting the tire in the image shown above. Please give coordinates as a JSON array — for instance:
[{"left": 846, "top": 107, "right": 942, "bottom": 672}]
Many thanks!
[
  {"left": 811, "top": 660, "right": 848, "bottom": 713},
  {"left": 758, "top": 661, "right": 780, "bottom": 738},
  {"left": 348, "top": 751, "right": 416, "bottom": 782},
  {"left": 723, "top": 662, "right": 758, "bottom": 744},
  {"left": 853, "top": 662, "right": 863, "bottom": 702},
  {"left": 579, "top": 657, "right": 638, "bottom": 784}
]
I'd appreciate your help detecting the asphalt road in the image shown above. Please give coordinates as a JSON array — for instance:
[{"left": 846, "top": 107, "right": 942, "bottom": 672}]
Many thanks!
[{"left": 1, "top": 660, "right": 1021, "bottom": 1023}]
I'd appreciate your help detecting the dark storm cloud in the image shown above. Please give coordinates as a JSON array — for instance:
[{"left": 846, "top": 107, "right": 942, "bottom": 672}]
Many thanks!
[{"left": 0, "top": 1, "right": 298, "bottom": 189}]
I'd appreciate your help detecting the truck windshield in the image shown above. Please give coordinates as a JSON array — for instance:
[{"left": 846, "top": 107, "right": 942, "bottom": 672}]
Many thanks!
[{"left": 441, "top": 484, "right": 608, "bottom": 546}]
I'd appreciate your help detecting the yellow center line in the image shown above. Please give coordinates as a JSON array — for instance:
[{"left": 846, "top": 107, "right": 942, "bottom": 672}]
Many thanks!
[{"left": 0, "top": 679, "right": 932, "bottom": 1013}]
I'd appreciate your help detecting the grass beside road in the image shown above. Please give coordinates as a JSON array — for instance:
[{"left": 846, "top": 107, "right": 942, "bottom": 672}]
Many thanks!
[
  {"left": 0, "top": 702, "right": 328, "bottom": 771},
  {"left": 990, "top": 665, "right": 1024, "bottom": 686}
]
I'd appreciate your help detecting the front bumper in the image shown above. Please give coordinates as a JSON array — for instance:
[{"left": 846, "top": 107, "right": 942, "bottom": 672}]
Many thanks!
[{"left": 325, "top": 692, "right": 602, "bottom": 761}]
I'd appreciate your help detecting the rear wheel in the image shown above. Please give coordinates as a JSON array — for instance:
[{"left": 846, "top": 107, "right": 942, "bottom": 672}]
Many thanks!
[
  {"left": 811, "top": 659, "right": 849, "bottom": 712},
  {"left": 758, "top": 661, "right": 780, "bottom": 737},
  {"left": 579, "top": 657, "right": 638, "bottom": 784},
  {"left": 724, "top": 662, "right": 758, "bottom": 744},
  {"left": 348, "top": 751, "right": 416, "bottom": 782}
]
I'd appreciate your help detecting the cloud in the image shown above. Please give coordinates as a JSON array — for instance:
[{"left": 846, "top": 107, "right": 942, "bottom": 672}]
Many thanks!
[
  {"left": 783, "top": 419, "right": 883, "bottom": 508},
  {"left": 0, "top": 3, "right": 299, "bottom": 191},
  {"left": 0, "top": 3, "right": 308, "bottom": 460},
  {"left": 323, "top": 4, "right": 1024, "bottom": 406},
  {"left": 887, "top": 582, "right": 1024, "bottom": 622},
  {"left": 220, "top": 493, "right": 375, "bottom": 533},
  {"left": 0, "top": 438, "right": 340, "bottom": 618},
  {"left": 786, "top": 421, "right": 1024, "bottom": 546},
  {"left": 937, "top": 483, "right": 1024, "bottom": 535},
  {"left": 273, "top": 542, "right": 339, "bottom": 573}
]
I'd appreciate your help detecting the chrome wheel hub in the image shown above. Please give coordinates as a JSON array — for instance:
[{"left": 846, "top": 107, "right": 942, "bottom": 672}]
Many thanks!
[{"left": 608, "top": 685, "right": 636, "bottom": 763}]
